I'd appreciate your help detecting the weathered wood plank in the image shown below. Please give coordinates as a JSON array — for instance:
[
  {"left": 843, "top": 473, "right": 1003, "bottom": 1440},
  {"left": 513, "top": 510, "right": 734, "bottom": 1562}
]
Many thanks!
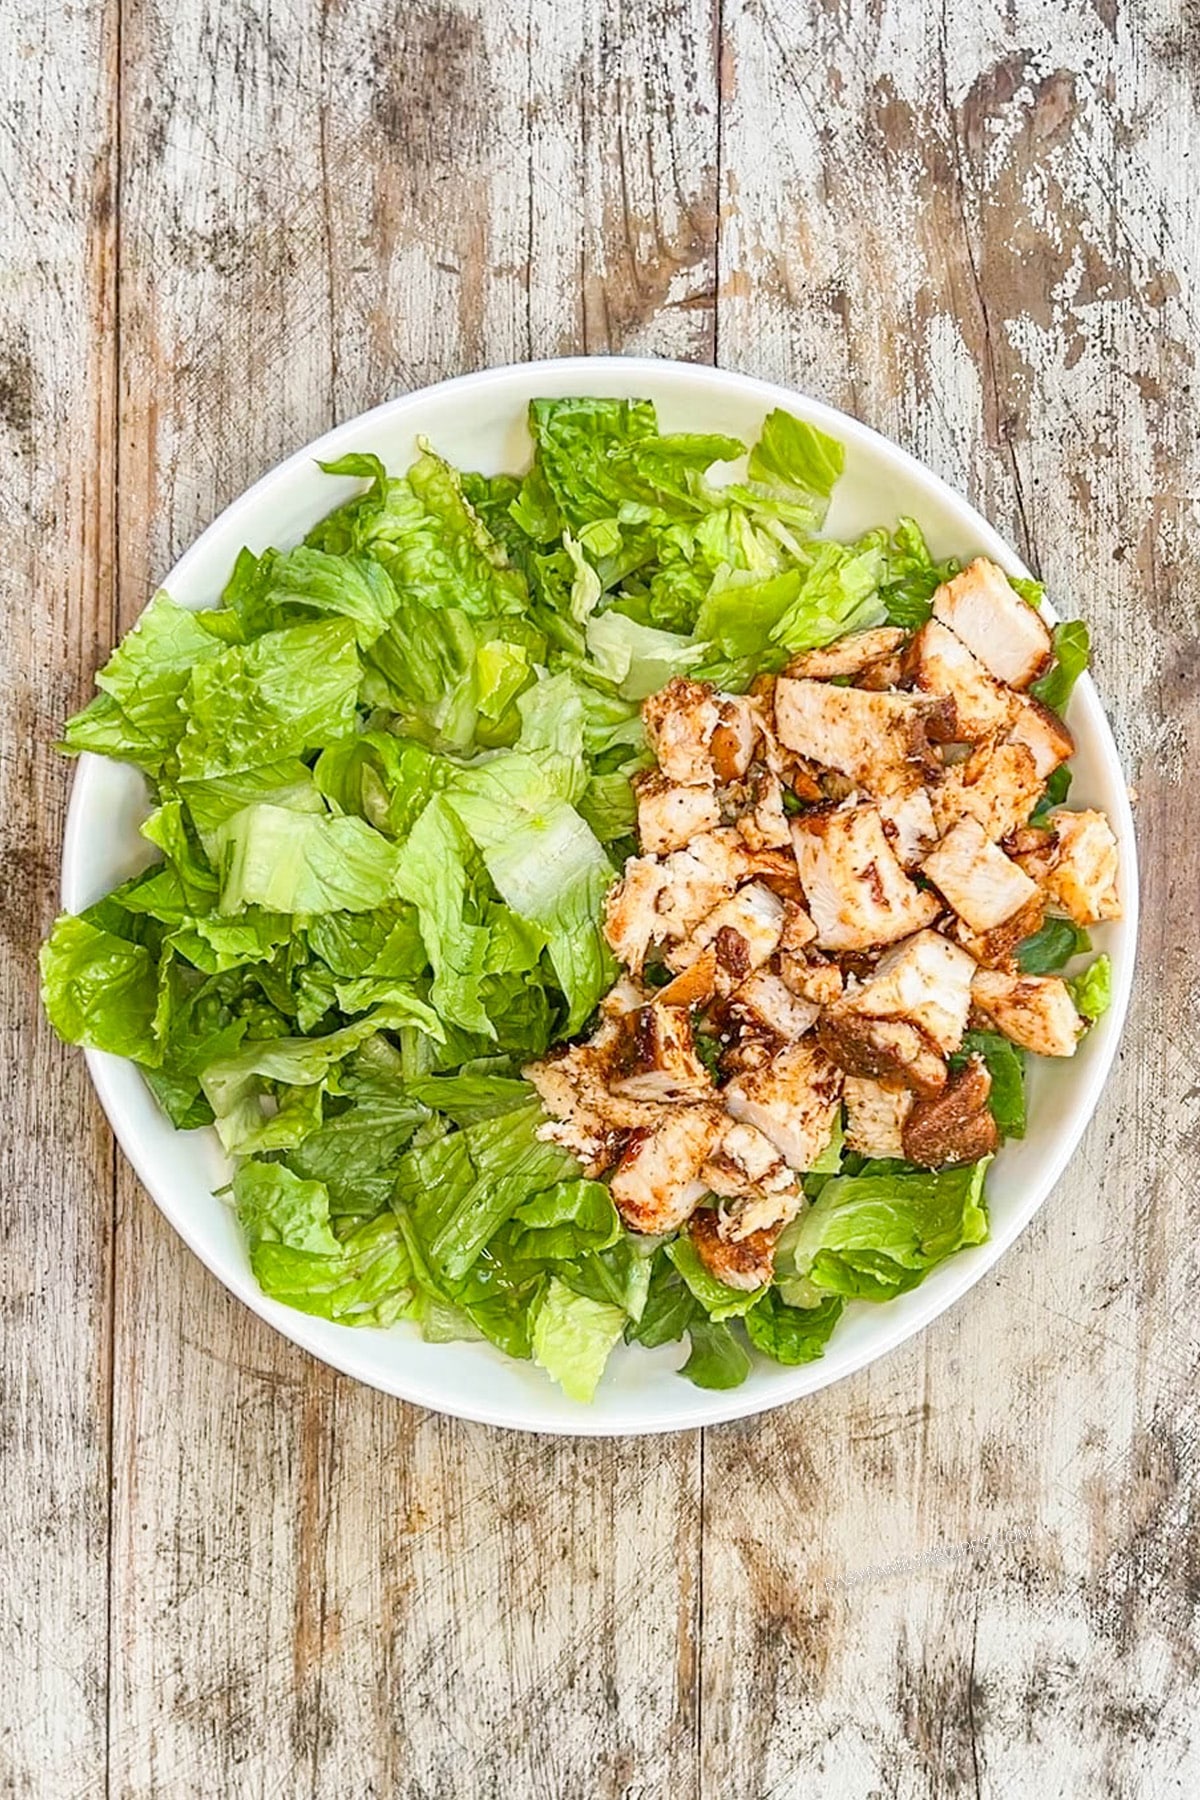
[
  {"left": 0, "top": 3, "right": 118, "bottom": 1795},
  {"left": 705, "top": 2, "right": 1199, "bottom": 1794},
  {"left": 108, "top": 3, "right": 343, "bottom": 1794}
]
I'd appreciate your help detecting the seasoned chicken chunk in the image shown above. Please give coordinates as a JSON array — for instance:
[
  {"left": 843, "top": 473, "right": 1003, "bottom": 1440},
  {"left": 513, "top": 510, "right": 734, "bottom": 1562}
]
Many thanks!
[
  {"left": 634, "top": 771, "right": 720, "bottom": 855},
  {"left": 603, "top": 855, "right": 666, "bottom": 972},
  {"left": 610, "top": 1105, "right": 725, "bottom": 1234},
  {"left": 650, "top": 842, "right": 741, "bottom": 945},
  {"left": 826, "top": 929, "right": 975, "bottom": 1054},
  {"left": 666, "top": 882, "right": 787, "bottom": 988},
  {"left": 725, "top": 969, "right": 820, "bottom": 1043},
  {"left": 791, "top": 805, "right": 942, "bottom": 951},
  {"left": 701, "top": 1118, "right": 800, "bottom": 1204},
  {"left": 879, "top": 786, "right": 939, "bottom": 868},
  {"left": 642, "top": 678, "right": 759, "bottom": 784},
  {"left": 921, "top": 815, "right": 1040, "bottom": 932},
  {"left": 735, "top": 767, "right": 792, "bottom": 851},
  {"left": 724, "top": 1039, "right": 843, "bottom": 1170},
  {"left": 930, "top": 738, "right": 1044, "bottom": 842},
  {"left": 971, "top": 969, "right": 1084, "bottom": 1056},
  {"left": 779, "top": 952, "right": 844, "bottom": 1006},
  {"left": 1007, "top": 696, "right": 1074, "bottom": 779},
  {"left": 817, "top": 1011, "right": 947, "bottom": 1094},
  {"left": 609, "top": 1001, "right": 715, "bottom": 1103},
  {"left": 950, "top": 893, "right": 1045, "bottom": 970},
  {"left": 775, "top": 677, "right": 956, "bottom": 797},
  {"left": 1017, "top": 808, "right": 1122, "bottom": 926},
  {"left": 687, "top": 1201, "right": 798, "bottom": 1291},
  {"left": 785, "top": 627, "right": 907, "bottom": 681},
  {"left": 932, "top": 557, "right": 1052, "bottom": 690},
  {"left": 525, "top": 1014, "right": 662, "bottom": 1175},
  {"left": 843, "top": 1076, "right": 913, "bottom": 1159},
  {"left": 901, "top": 1055, "right": 999, "bottom": 1167},
  {"left": 901, "top": 618, "right": 1016, "bottom": 740}
]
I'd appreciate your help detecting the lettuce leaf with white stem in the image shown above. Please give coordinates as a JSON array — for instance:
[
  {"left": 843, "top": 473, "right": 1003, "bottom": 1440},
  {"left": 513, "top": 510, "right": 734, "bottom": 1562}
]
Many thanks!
[{"left": 176, "top": 618, "right": 361, "bottom": 779}]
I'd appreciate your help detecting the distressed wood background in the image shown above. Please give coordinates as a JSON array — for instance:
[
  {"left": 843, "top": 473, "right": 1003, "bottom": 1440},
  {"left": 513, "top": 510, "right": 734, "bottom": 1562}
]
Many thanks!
[{"left": 2, "top": 1, "right": 1197, "bottom": 1794}]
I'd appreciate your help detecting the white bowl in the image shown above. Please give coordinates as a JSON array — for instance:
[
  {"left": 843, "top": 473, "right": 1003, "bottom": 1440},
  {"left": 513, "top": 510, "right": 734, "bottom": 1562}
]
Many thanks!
[{"left": 61, "top": 357, "right": 1138, "bottom": 1435}]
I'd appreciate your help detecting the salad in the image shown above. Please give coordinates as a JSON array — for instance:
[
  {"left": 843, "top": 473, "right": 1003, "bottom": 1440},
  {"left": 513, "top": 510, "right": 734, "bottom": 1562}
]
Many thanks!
[{"left": 41, "top": 398, "right": 1118, "bottom": 1402}]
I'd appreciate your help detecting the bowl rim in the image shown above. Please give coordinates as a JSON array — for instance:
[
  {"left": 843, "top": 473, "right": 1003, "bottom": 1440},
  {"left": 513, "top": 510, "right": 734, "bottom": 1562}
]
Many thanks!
[{"left": 62, "top": 354, "right": 1139, "bottom": 1435}]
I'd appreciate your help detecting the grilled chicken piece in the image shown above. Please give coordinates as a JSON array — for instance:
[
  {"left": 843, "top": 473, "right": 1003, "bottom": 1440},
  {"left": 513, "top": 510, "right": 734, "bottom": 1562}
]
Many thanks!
[
  {"left": 633, "top": 771, "right": 720, "bottom": 854},
  {"left": 971, "top": 969, "right": 1084, "bottom": 1056},
  {"left": 774, "top": 677, "right": 957, "bottom": 797},
  {"left": 785, "top": 627, "right": 907, "bottom": 681},
  {"left": 525, "top": 1011, "right": 663, "bottom": 1175},
  {"left": 687, "top": 1199, "right": 800, "bottom": 1291},
  {"left": 791, "top": 805, "right": 942, "bottom": 951},
  {"left": 650, "top": 837, "right": 744, "bottom": 944},
  {"left": 735, "top": 767, "right": 792, "bottom": 851},
  {"left": 603, "top": 856, "right": 667, "bottom": 972},
  {"left": 642, "top": 678, "right": 759, "bottom": 784},
  {"left": 666, "top": 882, "right": 787, "bottom": 989},
  {"left": 1007, "top": 696, "right": 1074, "bottom": 778},
  {"left": 817, "top": 1011, "right": 947, "bottom": 1094},
  {"left": 879, "top": 786, "right": 939, "bottom": 869},
  {"left": 950, "top": 893, "right": 1045, "bottom": 969},
  {"left": 930, "top": 738, "right": 1044, "bottom": 842},
  {"left": 725, "top": 969, "right": 820, "bottom": 1043},
  {"left": 1015, "top": 808, "right": 1122, "bottom": 926},
  {"left": 921, "top": 815, "right": 1040, "bottom": 932},
  {"left": 610, "top": 1105, "right": 725, "bottom": 1234},
  {"left": 609, "top": 1001, "right": 715, "bottom": 1103},
  {"left": 901, "top": 1055, "right": 999, "bottom": 1167},
  {"left": 931, "top": 558, "right": 1052, "bottom": 690},
  {"left": 701, "top": 1117, "right": 800, "bottom": 1204},
  {"left": 724, "top": 1039, "right": 844, "bottom": 1170},
  {"left": 843, "top": 1076, "right": 913, "bottom": 1159},
  {"left": 827, "top": 929, "right": 975, "bottom": 1053},
  {"left": 779, "top": 952, "right": 845, "bottom": 1006},
  {"left": 901, "top": 618, "right": 1017, "bottom": 741},
  {"left": 655, "top": 949, "right": 718, "bottom": 1008}
]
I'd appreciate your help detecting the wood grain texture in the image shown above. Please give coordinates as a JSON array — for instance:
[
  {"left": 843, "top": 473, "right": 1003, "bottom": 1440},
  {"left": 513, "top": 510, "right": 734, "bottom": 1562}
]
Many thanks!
[
  {"left": 4, "top": 0, "right": 1198, "bottom": 1794},
  {"left": 0, "top": 3, "right": 118, "bottom": 1795}
]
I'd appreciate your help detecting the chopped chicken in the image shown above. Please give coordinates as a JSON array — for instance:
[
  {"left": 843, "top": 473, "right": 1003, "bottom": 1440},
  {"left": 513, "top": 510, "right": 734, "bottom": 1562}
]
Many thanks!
[
  {"left": 634, "top": 771, "right": 720, "bottom": 855},
  {"left": 655, "top": 950, "right": 718, "bottom": 1008},
  {"left": 725, "top": 969, "right": 820, "bottom": 1043},
  {"left": 525, "top": 1019, "right": 663, "bottom": 1175},
  {"left": 642, "top": 677, "right": 758, "bottom": 784},
  {"left": 792, "top": 805, "right": 942, "bottom": 951},
  {"left": 724, "top": 1039, "right": 844, "bottom": 1170},
  {"left": 609, "top": 1105, "right": 725, "bottom": 1235},
  {"left": 950, "top": 893, "right": 1045, "bottom": 969},
  {"left": 736, "top": 846, "right": 809, "bottom": 907},
  {"left": 609, "top": 1001, "right": 715, "bottom": 1103},
  {"left": 879, "top": 786, "right": 939, "bottom": 868},
  {"left": 931, "top": 558, "right": 1052, "bottom": 690},
  {"left": 825, "top": 930, "right": 975, "bottom": 1054},
  {"left": 1017, "top": 808, "right": 1122, "bottom": 926},
  {"left": 747, "top": 679, "right": 826, "bottom": 799},
  {"left": 921, "top": 815, "right": 1040, "bottom": 932},
  {"left": 779, "top": 952, "right": 844, "bottom": 1006},
  {"left": 786, "top": 627, "right": 907, "bottom": 681},
  {"left": 775, "top": 677, "right": 956, "bottom": 797},
  {"left": 687, "top": 1206, "right": 794, "bottom": 1292},
  {"left": 701, "top": 1117, "right": 800, "bottom": 1204},
  {"left": 649, "top": 842, "right": 740, "bottom": 945},
  {"left": 843, "top": 1076, "right": 913, "bottom": 1159},
  {"left": 1007, "top": 697, "right": 1074, "bottom": 778},
  {"left": 735, "top": 767, "right": 791, "bottom": 851},
  {"left": 901, "top": 618, "right": 1016, "bottom": 740},
  {"left": 603, "top": 856, "right": 666, "bottom": 973},
  {"left": 817, "top": 1010, "right": 947, "bottom": 1094},
  {"left": 666, "top": 882, "right": 786, "bottom": 989},
  {"left": 930, "top": 738, "right": 1044, "bottom": 842},
  {"left": 971, "top": 970, "right": 1084, "bottom": 1057},
  {"left": 901, "top": 1055, "right": 999, "bottom": 1167}
]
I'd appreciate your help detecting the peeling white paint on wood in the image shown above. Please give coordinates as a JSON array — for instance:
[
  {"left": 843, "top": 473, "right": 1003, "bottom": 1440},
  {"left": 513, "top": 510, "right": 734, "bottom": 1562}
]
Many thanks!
[{"left": 3, "top": 0, "right": 1196, "bottom": 1793}]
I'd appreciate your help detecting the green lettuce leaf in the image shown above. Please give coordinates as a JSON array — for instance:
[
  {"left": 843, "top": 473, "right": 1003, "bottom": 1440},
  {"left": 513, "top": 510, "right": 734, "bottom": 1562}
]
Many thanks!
[
  {"left": 250, "top": 1211, "right": 413, "bottom": 1326},
  {"left": 509, "top": 1180, "right": 621, "bottom": 1262},
  {"left": 747, "top": 408, "right": 844, "bottom": 508},
  {"left": 216, "top": 804, "right": 399, "bottom": 915},
  {"left": 40, "top": 915, "right": 160, "bottom": 1061},
  {"left": 176, "top": 619, "right": 361, "bottom": 779},
  {"left": 953, "top": 1031, "right": 1026, "bottom": 1138},
  {"left": 744, "top": 1289, "right": 844, "bottom": 1364},
  {"left": 665, "top": 1233, "right": 766, "bottom": 1319},
  {"left": 1031, "top": 621, "right": 1090, "bottom": 715},
  {"left": 585, "top": 610, "right": 710, "bottom": 701},
  {"left": 61, "top": 593, "right": 224, "bottom": 773},
  {"left": 1069, "top": 953, "right": 1112, "bottom": 1022},
  {"left": 681, "top": 1319, "right": 752, "bottom": 1389},
  {"left": 531, "top": 1278, "right": 626, "bottom": 1402},
  {"left": 1016, "top": 917, "right": 1091, "bottom": 973},
  {"left": 778, "top": 1160, "right": 990, "bottom": 1303}
]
